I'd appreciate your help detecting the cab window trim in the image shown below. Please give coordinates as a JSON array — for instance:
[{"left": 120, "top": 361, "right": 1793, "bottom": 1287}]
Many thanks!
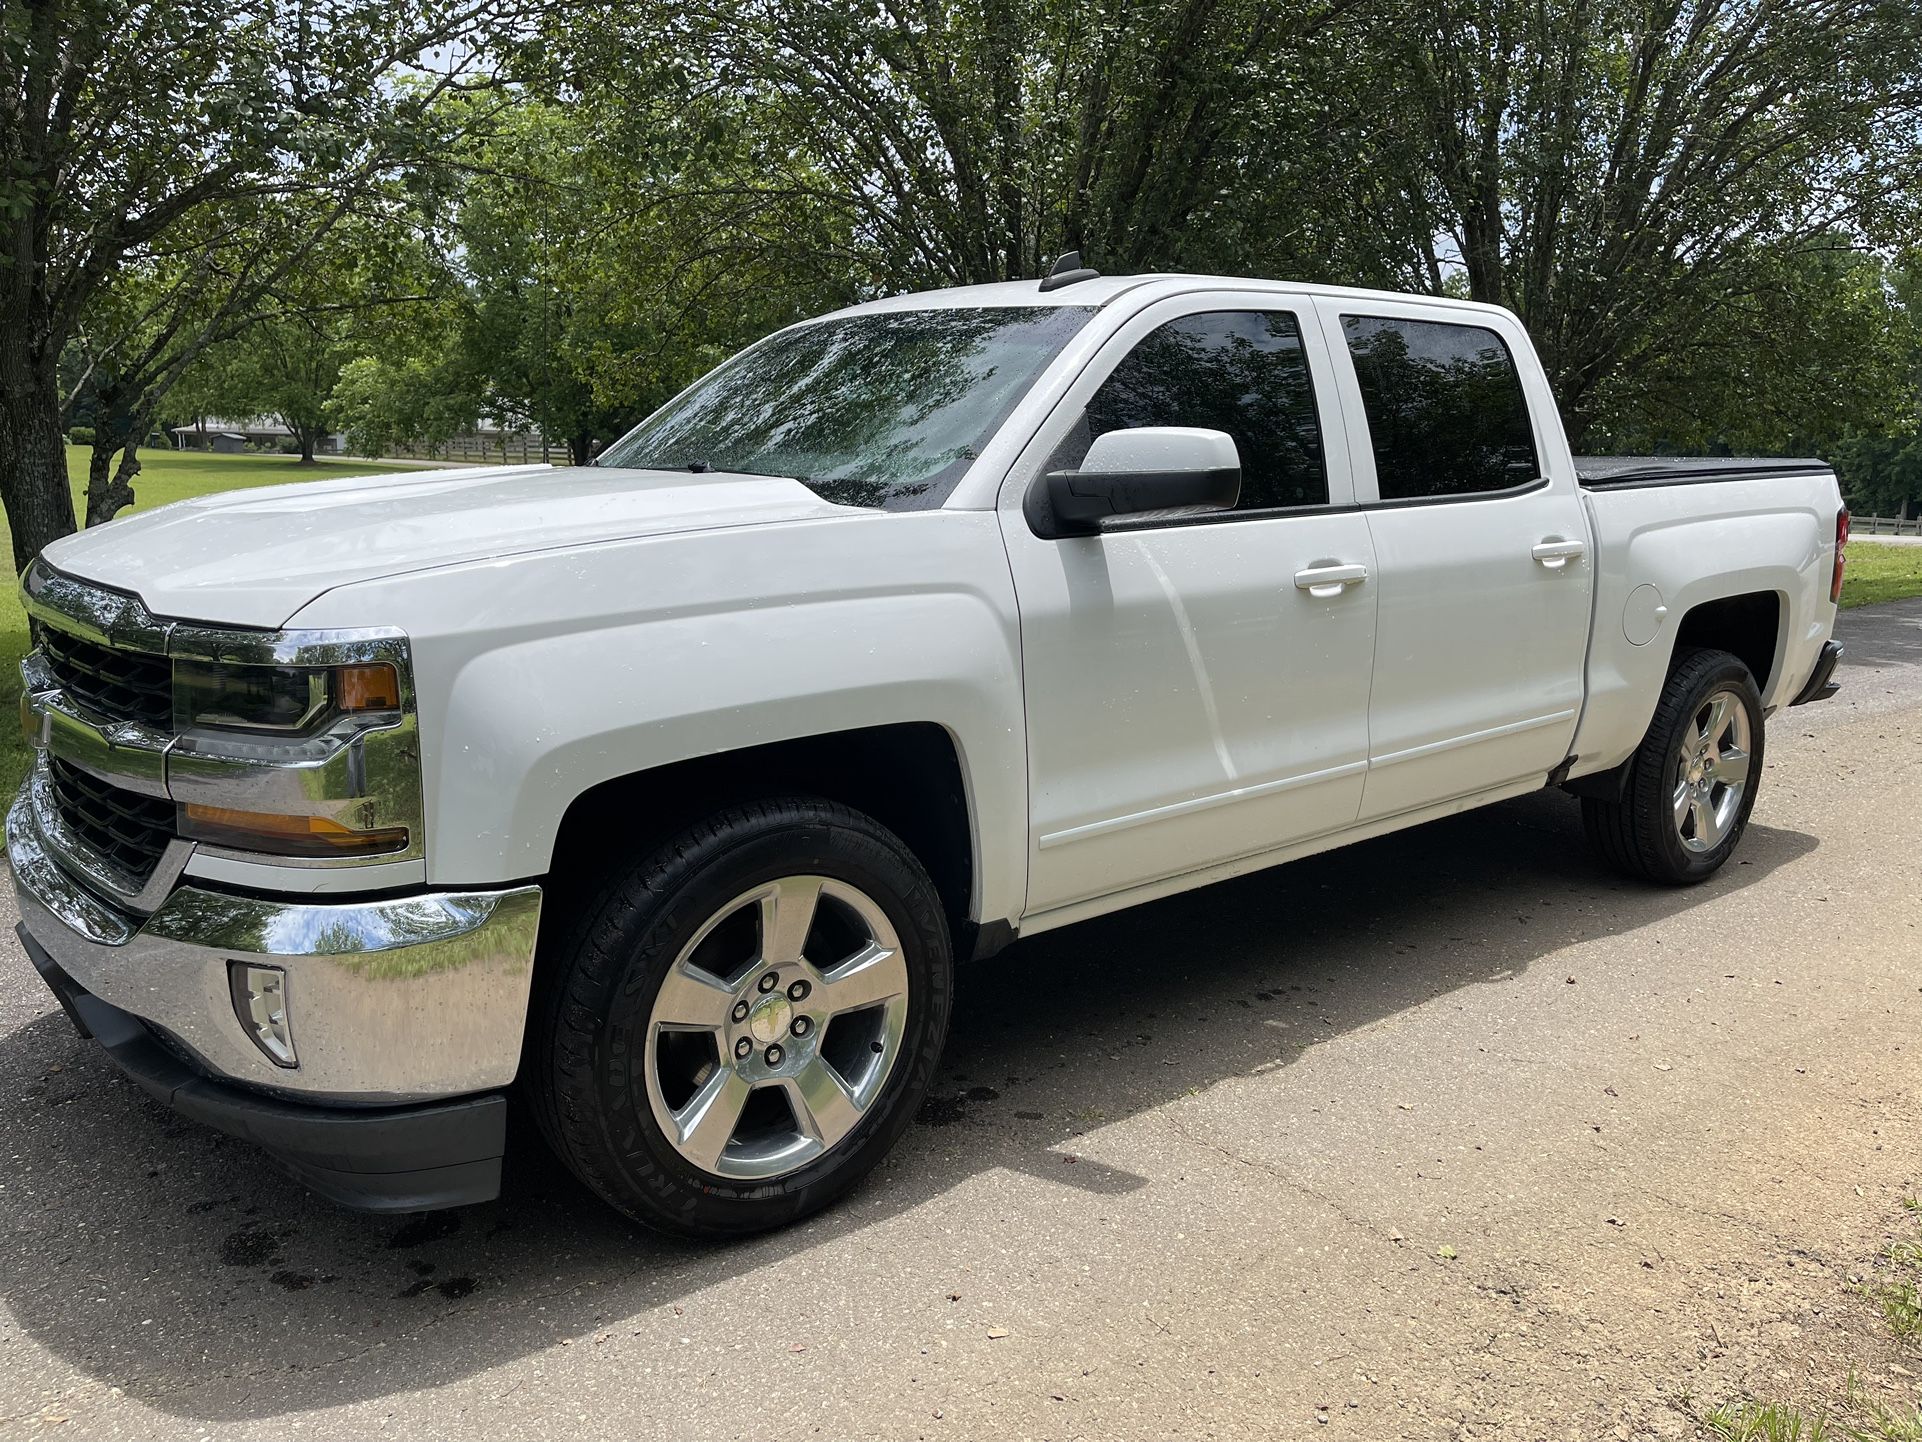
[
  {"left": 1025, "top": 303, "right": 1340, "bottom": 538},
  {"left": 1360, "top": 476, "right": 1549, "bottom": 509},
  {"left": 1336, "top": 311, "right": 1545, "bottom": 505}
]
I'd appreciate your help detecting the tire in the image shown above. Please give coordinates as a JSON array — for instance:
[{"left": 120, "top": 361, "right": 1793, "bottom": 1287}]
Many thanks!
[
  {"left": 1582, "top": 647, "right": 1765, "bottom": 885},
  {"left": 527, "top": 797, "right": 953, "bottom": 1238}
]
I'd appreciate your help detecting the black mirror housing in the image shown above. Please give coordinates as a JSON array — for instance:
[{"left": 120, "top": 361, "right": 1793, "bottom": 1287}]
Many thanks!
[{"left": 1043, "top": 465, "right": 1242, "bottom": 535}]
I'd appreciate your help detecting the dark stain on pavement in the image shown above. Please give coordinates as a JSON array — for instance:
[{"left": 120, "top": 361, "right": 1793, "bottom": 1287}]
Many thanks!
[
  {"left": 219, "top": 1226, "right": 284, "bottom": 1267},
  {"left": 385, "top": 1213, "right": 461, "bottom": 1249}
]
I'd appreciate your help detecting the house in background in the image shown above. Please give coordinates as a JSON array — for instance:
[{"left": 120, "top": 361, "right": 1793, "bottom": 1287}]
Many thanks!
[{"left": 169, "top": 418, "right": 345, "bottom": 454}]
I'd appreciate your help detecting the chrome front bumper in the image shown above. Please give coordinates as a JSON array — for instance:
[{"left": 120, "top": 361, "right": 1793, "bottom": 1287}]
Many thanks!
[{"left": 9, "top": 782, "right": 542, "bottom": 1105}]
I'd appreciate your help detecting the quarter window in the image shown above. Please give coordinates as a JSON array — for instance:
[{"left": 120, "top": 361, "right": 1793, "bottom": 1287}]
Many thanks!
[
  {"left": 1079, "top": 310, "right": 1329, "bottom": 512},
  {"left": 1341, "top": 315, "right": 1539, "bottom": 500}
]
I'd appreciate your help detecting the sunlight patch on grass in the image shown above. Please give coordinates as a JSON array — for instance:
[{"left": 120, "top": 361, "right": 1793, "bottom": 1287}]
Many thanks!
[{"left": 1842, "top": 543, "right": 1922, "bottom": 610}]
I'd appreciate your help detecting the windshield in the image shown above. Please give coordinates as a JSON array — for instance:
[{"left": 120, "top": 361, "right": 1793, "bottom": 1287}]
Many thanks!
[{"left": 596, "top": 305, "right": 1095, "bottom": 510}]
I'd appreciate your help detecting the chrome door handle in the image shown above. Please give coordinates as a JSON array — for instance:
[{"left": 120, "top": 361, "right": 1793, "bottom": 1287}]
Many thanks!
[
  {"left": 1531, "top": 538, "right": 1587, "bottom": 569},
  {"left": 1293, "top": 563, "right": 1369, "bottom": 599}
]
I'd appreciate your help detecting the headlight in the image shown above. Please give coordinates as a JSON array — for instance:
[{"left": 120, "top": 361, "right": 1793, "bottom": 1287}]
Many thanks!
[
  {"left": 175, "top": 660, "right": 401, "bottom": 733},
  {"left": 166, "top": 634, "right": 424, "bottom": 866}
]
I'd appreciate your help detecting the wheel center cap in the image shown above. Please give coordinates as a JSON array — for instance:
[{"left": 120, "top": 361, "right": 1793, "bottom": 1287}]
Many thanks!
[{"left": 747, "top": 993, "right": 792, "bottom": 1045}]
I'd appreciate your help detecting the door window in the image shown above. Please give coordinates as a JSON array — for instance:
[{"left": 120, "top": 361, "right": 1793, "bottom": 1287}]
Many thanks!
[
  {"left": 1340, "top": 315, "right": 1539, "bottom": 500},
  {"left": 1069, "top": 310, "right": 1328, "bottom": 512}
]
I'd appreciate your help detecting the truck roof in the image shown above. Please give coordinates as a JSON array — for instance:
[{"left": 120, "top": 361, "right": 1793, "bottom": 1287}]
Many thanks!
[{"left": 822, "top": 273, "right": 1519, "bottom": 321}]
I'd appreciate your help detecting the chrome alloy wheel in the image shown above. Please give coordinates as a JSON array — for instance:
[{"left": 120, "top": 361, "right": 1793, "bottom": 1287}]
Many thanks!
[
  {"left": 643, "top": 876, "right": 910, "bottom": 1181},
  {"left": 1672, "top": 687, "right": 1753, "bottom": 853}
]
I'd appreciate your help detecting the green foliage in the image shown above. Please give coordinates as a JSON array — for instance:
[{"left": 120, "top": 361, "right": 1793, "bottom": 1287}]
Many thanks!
[
  {"left": 170, "top": 218, "right": 446, "bottom": 461},
  {"left": 1875, "top": 1237, "right": 1922, "bottom": 1339},
  {"left": 6, "top": 0, "right": 1919, "bottom": 535},
  {"left": 1584, "top": 249, "right": 1917, "bottom": 458},
  {"left": 321, "top": 89, "right": 853, "bottom": 461},
  {"left": 66, "top": 427, "right": 92, "bottom": 447},
  {"left": 1703, "top": 1399, "right": 1922, "bottom": 1442},
  {"left": 1836, "top": 437, "right": 1922, "bottom": 519},
  {"left": 330, "top": 353, "right": 482, "bottom": 459},
  {"left": 0, "top": 0, "right": 541, "bottom": 560},
  {"left": 548, "top": 0, "right": 1384, "bottom": 289},
  {"left": 1355, "top": 0, "right": 1922, "bottom": 446},
  {"left": 1704, "top": 1401, "right": 1841, "bottom": 1441}
]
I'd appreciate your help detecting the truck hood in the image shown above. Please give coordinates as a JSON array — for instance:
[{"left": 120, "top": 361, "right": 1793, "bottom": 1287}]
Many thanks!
[{"left": 38, "top": 464, "right": 859, "bottom": 626}]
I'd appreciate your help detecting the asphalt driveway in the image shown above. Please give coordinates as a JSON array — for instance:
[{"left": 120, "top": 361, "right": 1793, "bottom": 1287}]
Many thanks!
[{"left": 2, "top": 601, "right": 1919, "bottom": 1440}]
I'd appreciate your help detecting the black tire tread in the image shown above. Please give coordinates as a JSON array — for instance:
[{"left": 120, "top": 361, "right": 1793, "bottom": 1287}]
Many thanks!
[
  {"left": 1581, "top": 646, "right": 1762, "bottom": 885},
  {"left": 525, "top": 795, "right": 949, "bottom": 1237}
]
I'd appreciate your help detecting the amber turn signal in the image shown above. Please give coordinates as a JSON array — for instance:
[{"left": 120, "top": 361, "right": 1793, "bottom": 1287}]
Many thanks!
[
  {"left": 336, "top": 662, "right": 401, "bottom": 713},
  {"left": 181, "top": 803, "right": 408, "bottom": 858}
]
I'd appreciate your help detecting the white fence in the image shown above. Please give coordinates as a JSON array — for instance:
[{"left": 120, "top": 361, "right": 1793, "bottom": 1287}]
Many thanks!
[
  {"left": 1855, "top": 514, "right": 1922, "bottom": 538},
  {"left": 380, "top": 434, "right": 560, "bottom": 465}
]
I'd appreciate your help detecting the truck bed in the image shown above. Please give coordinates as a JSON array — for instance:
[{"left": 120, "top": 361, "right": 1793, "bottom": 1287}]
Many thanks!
[
  {"left": 1569, "top": 456, "right": 1842, "bottom": 777},
  {"left": 1575, "top": 456, "right": 1832, "bottom": 489}
]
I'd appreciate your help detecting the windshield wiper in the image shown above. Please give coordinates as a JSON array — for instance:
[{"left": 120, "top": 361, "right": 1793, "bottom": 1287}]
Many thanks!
[{"left": 605, "top": 456, "right": 808, "bottom": 482}]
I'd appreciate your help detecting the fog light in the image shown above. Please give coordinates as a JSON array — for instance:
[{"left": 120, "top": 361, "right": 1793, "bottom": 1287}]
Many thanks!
[{"left": 230, "top": 962, "right": 297, "bottom": 1067}]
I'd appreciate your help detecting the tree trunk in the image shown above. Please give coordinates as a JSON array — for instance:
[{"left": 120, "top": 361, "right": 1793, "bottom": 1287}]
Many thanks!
[
  {"left": 298, "top": 427, "right": 317, "bottom": 464},
  {"left": 86, "top": 437, "right": 117, "bottom": 522},
  {"left": 0, "top": 323, "right": 78, "bottom": 571},
  {"left": 569, "top": 430, "right": 593, "bottom": 466},
  {"left": 84, "top": 428, "right": 143, "bottom": 527}
]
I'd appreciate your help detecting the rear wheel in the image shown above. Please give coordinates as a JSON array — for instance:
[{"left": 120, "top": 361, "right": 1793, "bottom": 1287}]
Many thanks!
[
  {"left": 1582, "top": 647, "right": 1765, "bottom": 885},
  {"left": 528, "top": 797, "right": 952, "bottom": 1237}
]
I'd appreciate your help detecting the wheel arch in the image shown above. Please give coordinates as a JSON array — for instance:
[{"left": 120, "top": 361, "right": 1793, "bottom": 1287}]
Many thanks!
[
  {"left": 542, "top": 722, "right": 987, "bottom": 956},
  {"left": 1667, "top": 589, "right": 1786, "bottom": 696},
  {"left": 1567, "top": 586, "right": 1785, "bottom": 800}
]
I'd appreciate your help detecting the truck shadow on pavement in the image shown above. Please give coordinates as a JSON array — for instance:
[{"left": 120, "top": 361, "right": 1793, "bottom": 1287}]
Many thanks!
[{"left": 0, "top": 790, "right": 1816, "bottom": 1422}]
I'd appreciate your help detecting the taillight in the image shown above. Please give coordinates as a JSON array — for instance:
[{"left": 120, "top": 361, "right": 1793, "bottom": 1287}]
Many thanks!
[{"left": 1831, "top": 507, "right": 1850, "bottom": 604}]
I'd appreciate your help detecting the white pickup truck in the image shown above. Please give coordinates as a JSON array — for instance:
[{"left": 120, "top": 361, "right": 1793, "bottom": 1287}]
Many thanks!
[{"left": 12, "top": 267, "right": 1848, "bottom": 1236}]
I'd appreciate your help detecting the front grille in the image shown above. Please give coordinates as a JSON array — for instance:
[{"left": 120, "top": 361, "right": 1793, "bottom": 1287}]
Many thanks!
[
  {"left": 47, "top": 757, "right": 175, "bottom": 884},
  {"left": 35, "top": 623, "right": 172, "bottom": 729}
]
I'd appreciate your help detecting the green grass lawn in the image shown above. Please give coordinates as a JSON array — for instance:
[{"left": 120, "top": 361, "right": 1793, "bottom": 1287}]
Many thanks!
[
  {"left": 0, "top": 447, "right": 414, "bottom": 792},
  {"left": 1840, "top": 539, "right": 1922, "bottom": 609},
  {"left": 0, "top": 455, "right": 1918, "bottom": 798}
]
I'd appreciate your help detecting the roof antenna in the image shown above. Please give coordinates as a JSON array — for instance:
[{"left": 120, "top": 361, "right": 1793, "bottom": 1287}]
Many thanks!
[{"left": 1038, "top": 250, "right": 1101, "bottom": 293}]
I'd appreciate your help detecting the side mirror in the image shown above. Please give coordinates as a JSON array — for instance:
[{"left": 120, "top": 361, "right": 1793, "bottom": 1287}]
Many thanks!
[{"left": 1039, "top": 427, "right": 1241, "bottom": 536}]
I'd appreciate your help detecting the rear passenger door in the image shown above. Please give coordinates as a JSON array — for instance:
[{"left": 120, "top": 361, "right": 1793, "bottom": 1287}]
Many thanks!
[
  {"left": 1000, "top": 294, "right": 1378, "bottom": 917},
  {"left": 1312, "top": 300, "right": 1593, "bottom": 822}
]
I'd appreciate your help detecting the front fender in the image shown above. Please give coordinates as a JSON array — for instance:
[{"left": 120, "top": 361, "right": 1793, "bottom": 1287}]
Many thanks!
[{"left": 289, "top": 512, "right": 1029, "bottom": 925}]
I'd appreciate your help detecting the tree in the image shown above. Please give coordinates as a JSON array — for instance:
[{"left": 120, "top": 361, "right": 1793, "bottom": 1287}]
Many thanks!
[
  {"left": 63, "top": 196, "right": 349, "bottom": 520},
  {"left": 329, "top": 349, "right": 483, "bottom": 459},
  {"left": 0, "top": 0, "right": 534, "bottom": 567},
  {"left": 330, "top": 91, "right": 854, "bottom": 464},
  {"left": 557, "top": 0, "right": 1383, "bottom": 293},
  {"left": 168, "top": 218, "right": 441, "bottom": 464},
  {"left": 1827, "top": 257, "right": 1922, "bottom": 516},
  {"left": 1358, "top": 0, "right": 1922, "bottom": 445},
  {"left": 1834, "top": 434, "right": 1922, "bottom": 517}
]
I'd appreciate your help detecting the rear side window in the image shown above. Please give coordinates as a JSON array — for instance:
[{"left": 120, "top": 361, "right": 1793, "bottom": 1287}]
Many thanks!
[
  {"left": 1341, "top": 316, "right": 1539, "bottom": 500},
  {"left": 1082, "top": 310, "right": 1328, "bottom": 511}
]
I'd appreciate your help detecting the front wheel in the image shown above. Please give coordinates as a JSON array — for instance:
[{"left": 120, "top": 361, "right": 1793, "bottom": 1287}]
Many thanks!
[
  {"left": 1582, "top": 647, "right": 1765, "bottom": 885},
  {"left": 527, "top": 798, "right": 953, "bottom": 1237}
]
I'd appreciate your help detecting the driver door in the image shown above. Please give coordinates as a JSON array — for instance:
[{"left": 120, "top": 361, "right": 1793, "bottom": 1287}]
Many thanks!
[{"left": 997, "top": 292, "right": 1378, "bottom": 919}]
